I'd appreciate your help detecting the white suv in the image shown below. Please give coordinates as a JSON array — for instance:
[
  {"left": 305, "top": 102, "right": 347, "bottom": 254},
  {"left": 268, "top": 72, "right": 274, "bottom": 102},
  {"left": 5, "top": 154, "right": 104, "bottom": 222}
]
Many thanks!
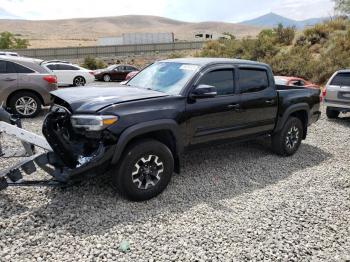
[
  {"left": 324, "top": 70, "right": 350, "bottom": 119},
  {"left": 43, "top": 63, "right": 95, "bottom": 87}
]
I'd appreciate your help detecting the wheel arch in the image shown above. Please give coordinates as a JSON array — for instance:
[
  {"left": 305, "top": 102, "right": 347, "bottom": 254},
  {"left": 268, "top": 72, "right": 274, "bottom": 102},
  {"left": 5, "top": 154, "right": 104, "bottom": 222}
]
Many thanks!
[
  {"left": 73, "top": 75, "right": 86, "bottom": 83},
  {"left": 111, "top": 120, "right": 183, "bottom": 173},
  {"left": 6, "top": 89, "right": 44, "bottom": 107},
  {"left": 275, "top": 103, "right": 309, "bottom": 139}
]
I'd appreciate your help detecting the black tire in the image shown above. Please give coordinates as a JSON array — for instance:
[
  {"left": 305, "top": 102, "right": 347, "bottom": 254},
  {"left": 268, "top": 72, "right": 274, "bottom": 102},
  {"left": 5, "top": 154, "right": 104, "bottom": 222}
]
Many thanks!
[
  {"left": 73, "top": 76, "right": 86, "bottom": 86},
  {"left": 103, "top": 74, "right": 111, "bottom": 82},
  {"left": 326, "top": 107, "right": 339, "bottom": 119},
  {"left": 111, "top": 139, "right": 174, "bottom": 201},
  {"left": 9, "top": 91, "right": 42, "bottom": 118},
  {"left": 272, "top": 117, "right": 304, "bottom": 156}
]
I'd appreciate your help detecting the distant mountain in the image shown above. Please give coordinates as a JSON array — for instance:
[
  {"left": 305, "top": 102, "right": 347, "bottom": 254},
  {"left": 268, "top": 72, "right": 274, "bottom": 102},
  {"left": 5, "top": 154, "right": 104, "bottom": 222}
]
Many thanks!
[
  {"left": 0, "top": 8, "right": 20, "bottom": 19},
  {"left": 241, "top": 12, "right": 326, "bottom": 29},
  {"left": 0, "top": 15, "right": 261, "bottom": 48}
]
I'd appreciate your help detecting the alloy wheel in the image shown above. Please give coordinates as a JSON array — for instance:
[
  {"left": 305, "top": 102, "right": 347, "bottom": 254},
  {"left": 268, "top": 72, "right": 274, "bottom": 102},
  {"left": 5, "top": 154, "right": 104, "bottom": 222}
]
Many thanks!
[
  {"left": 132, "top": 155, "right": 164, "bottom": 190},
  {"left": 103, "top": 75, "right": 111, "bottom": 82},
  {"left": 285, "top": 126, "right": 300, "bottom": 149},
  {"left": 74, "top": 77, "right": 85, "bottom": 86},
  {"left": 15, "top": 96, "right": 37, "bottom": 116}
]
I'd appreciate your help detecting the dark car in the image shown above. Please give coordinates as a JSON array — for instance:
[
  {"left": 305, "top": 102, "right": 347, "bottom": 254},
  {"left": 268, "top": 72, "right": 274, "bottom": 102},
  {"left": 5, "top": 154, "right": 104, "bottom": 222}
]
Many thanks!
[
  {"left": 2, "top": 58, "right": 321, "bottom": 201},
  {"left": 94, "top": 65, "right": 139, "bottom": 82}
]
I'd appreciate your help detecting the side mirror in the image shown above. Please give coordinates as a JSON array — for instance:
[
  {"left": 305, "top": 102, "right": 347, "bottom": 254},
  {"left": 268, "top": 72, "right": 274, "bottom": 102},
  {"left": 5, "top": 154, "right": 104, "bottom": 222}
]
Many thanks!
[{"left": 190, "top": 85, "right": 217, "bottom": 99}]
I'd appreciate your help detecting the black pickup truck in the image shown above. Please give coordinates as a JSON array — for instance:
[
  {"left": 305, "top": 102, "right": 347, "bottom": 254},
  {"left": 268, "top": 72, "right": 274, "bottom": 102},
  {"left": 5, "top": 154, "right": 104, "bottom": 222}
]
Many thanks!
[{"left": 36, "top": 58, "right": 321, "bottom": 201}]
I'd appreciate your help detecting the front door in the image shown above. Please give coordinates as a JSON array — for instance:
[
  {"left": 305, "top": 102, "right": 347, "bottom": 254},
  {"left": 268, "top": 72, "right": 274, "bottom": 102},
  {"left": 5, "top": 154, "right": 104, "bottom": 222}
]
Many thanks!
[
  {"left": 0, "top": 60, "right": 18, "bottom": 105},
  {"left": 185, "top": 66, "right": 242, "bottom": 145}
]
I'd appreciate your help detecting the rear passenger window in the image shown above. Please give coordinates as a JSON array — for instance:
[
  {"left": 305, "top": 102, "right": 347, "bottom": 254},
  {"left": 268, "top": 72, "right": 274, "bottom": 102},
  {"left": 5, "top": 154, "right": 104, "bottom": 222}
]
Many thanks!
[
  {"left": 239, "top": 68, "right": 269, "bottom": 94},
  {"left": 0, "top": 61, "right": 6, "bottom": 73},
  {"left": 11, "top": 62, "right": 34, "bottom": 73},
  {"left": 0, "top": 61, "right": 16, "bottom": 73},
  {"left": 198, "top": 69, "right": 235, "bottom": 96},
  {"left": 58, "top": 64, "right": 79, "bottom": 70},
  {"left": 330, "top": 73, "right": 350, "bottom": 86},
  {"left": 46, "top": 64, "right": 58, "bottom": 70}
]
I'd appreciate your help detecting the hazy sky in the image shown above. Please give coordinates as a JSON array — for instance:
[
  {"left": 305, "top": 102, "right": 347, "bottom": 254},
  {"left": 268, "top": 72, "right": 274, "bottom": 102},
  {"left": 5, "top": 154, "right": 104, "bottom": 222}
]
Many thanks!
[{"left": 0, "top": 0, "right": 335, "bottom": 21}]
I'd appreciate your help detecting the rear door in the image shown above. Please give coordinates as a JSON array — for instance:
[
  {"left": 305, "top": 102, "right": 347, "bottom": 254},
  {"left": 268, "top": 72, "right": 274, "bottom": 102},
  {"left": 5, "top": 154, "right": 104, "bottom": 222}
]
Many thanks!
[
  {"left": 327, "top": 72, "right": 350, "bottom": 104},
  {"left": 236, "top": 66, "right": 278, "bottom": 135},
  {"left": 58, "top": 64, "right": 79, "bottom": 85},
  {"left": 0, "top": 60, "right": 18, "bottom": 104}
]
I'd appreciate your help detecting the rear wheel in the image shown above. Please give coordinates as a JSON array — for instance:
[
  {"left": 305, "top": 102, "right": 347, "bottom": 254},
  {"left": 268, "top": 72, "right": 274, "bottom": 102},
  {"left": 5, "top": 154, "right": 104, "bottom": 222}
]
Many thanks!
[
  {"left": 9, "top": 91, "right": 42, "bottom": 118},
  {"left": 73, "top": 76, "right": 86, "bottom": 86},
  {"left": 326, "top": 107, "right": 339, "bottom": 119},
  {"left": 272, "top": 117, "right": 303, "bottom": 156},
  {"left": 111, "top": 139, "right": 174, "bottom": 201}
]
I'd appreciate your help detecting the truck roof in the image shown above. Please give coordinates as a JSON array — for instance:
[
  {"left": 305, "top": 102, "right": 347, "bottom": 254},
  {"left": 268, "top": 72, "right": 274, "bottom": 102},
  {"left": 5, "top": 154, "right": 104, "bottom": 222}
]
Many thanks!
[
  {"left": 335, "top": 69, "right": 350, "bottom": 73},
  {"left": 163, "top": 58, "right": 269, "bottom": 68}
]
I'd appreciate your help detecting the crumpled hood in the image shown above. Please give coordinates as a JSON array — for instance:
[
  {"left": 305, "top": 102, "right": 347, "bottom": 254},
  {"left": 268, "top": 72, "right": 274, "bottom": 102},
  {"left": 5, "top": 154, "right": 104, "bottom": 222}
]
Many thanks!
[{"left": 51, "top": 85, "right": 168, "bottom": 113}]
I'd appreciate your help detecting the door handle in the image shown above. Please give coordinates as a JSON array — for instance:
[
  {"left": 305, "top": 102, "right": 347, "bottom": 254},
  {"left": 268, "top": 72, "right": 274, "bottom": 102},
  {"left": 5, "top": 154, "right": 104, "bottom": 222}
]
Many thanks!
[
  {"left": 227, "top": 104, "right": 243, "bottom": 112},
  {"left": 265, "top": 99, "right": 275, "bottom": 105}
]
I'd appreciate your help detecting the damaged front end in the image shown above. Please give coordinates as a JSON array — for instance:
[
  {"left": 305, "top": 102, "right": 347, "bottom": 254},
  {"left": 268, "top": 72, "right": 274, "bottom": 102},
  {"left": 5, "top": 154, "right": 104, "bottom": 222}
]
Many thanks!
[
  {"left": 42, "top": 104, "right": 118, "bottom": 182},
  {"left": 0, "top": 102, "right": 118, "bottom": 191}
]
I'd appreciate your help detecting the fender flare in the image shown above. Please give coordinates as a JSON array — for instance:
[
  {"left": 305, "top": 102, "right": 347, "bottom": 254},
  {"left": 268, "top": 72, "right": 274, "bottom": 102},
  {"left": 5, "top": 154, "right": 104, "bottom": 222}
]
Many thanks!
[
  {"left": 111, "top": 119, "right": 183, "bottom": 165},
  {"left": 275, "top": 103, "right": 310, "bottom": 133}
]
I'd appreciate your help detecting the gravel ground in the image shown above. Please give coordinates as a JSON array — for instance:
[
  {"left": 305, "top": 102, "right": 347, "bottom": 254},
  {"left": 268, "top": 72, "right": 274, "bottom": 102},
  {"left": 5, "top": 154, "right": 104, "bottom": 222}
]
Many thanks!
[{"left": 0, "top": 93, "right": 350, "bottom": 261}]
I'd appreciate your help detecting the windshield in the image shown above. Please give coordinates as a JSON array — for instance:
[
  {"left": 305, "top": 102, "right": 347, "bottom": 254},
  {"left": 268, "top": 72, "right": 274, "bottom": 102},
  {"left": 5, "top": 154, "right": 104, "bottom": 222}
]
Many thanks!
[
  {"left": 107, "top": 65, "right": 116, "bottom": 70},
  {"left": 127, "top": 62, "right": 199, "bottom": 95}
]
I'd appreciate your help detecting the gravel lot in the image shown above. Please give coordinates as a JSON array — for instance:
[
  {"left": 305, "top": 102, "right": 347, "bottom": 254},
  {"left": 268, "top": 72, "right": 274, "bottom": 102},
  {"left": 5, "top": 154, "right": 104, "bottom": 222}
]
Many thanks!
[{"left": 0, "top": 85, "right": 350, "bottom": 261}]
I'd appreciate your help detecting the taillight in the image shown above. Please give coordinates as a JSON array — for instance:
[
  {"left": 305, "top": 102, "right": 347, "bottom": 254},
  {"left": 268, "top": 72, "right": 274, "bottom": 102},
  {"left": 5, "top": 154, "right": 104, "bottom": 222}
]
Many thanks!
[
  {"left": 89, "top": 71, "right": 95, "bottom": 76},
  {"left": 43, "top": 75, "right": 57, "bottom": 84},
  {"left": 320, "top": 88, "right": 326, "bottom": 102}
]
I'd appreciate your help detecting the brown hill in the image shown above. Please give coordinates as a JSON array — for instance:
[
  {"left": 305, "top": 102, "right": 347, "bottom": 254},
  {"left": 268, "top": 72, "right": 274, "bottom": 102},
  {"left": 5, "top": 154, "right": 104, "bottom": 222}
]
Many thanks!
[{"left": 0, "top": 15, "right": 261, "bottom": 48}]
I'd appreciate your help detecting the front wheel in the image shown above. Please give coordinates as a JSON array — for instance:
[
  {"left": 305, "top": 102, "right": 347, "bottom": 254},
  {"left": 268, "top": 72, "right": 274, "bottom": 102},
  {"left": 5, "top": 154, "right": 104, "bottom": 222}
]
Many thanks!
[
  {"left": 9, "top": 91, "right": 42, "bottom": 118},
  {"left": 272, "top": 117, "right": 303, "bottom": 156},
  {"left": 103, "top": 74, "right": 111, "bottom": 82},
  {"left": 326, "top": 107, "right": 339, "bottom": 119},
  {"left": 111, "top": 139, "right": 174, "bottom": 201}
]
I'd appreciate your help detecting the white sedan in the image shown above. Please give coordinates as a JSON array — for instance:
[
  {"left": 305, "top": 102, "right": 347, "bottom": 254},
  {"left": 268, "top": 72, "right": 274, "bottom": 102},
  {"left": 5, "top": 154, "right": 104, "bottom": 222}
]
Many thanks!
[{"left": 43, "top": 63, "right": 95, "bottom": 87}]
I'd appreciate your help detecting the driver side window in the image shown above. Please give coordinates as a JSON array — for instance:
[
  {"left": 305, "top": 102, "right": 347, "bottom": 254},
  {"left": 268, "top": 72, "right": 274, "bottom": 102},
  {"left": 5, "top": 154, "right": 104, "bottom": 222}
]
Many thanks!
[{"left": 198, "top": 69, "right": 235, "bottom": 96}]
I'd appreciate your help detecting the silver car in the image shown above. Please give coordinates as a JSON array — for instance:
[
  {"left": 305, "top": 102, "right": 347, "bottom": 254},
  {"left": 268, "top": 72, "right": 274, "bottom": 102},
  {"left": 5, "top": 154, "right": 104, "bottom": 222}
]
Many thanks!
[
  {"left": 0, "top": 56, "right": 58, "bottom": 117},
  {"left": 324, "top": 70, "right": 350, "bottom": 119}
]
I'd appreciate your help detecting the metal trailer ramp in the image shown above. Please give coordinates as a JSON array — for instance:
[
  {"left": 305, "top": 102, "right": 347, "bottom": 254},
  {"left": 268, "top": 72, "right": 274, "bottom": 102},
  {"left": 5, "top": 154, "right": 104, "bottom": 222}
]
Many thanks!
[{"left": 0, "top": 108, "right": 59, "bottom": 191}]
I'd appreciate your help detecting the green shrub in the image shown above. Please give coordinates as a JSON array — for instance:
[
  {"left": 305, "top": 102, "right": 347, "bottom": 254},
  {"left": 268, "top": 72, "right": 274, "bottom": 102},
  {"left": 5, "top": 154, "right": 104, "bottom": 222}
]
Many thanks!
[
  {"left": 273, "top": 24, "right": 296, "bottom": 45},
  {"left": 327, "top": 17, "right": 348, "bottom": 31},
  {"left": 196, "top": 19, "right": 350, "bottom": 85},
  {"left": 81, "top": 56, "right": 106, "bottom": 70},
  {"left": 303, "top": 24, "right": 330, "bottom": 45},
  {"left": 0, "top": 31, "right": 29, "bottom": 49}
]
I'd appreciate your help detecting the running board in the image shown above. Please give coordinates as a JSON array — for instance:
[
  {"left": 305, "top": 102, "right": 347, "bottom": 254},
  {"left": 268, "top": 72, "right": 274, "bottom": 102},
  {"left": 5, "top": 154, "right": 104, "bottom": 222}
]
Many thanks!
[{"left": 0, "top": 121, "right": 52, "bottom": 151}]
